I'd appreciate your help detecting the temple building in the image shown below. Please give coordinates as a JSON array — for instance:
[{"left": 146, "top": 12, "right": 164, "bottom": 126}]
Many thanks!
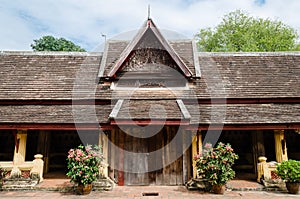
[{"left": 0, "top": 18, "right": 299, "bottom": 186}]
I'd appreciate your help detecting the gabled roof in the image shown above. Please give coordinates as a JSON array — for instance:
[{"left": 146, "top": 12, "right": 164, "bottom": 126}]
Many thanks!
[
  {"left": 107, "top": 18, "right": 193, "bottom": 78},
  {"left": 0, "top": 51, "right": 299, "bottom": 100}
]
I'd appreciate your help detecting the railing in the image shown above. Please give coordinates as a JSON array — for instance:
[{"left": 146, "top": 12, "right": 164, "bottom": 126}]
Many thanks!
[
  {"left": 0, "top": 154, "right": 44, "bottom": 182},
  {"left": 257, "top": 156, "right": 280, "bottom": 183}
]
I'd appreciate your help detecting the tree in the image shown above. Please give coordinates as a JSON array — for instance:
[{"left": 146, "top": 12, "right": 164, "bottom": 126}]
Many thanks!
[
  {"left": 195, "top": 10, "right": 299, "bottom": 52},
  {"left": 31, "top": 35, "right": 86, "bottom": 52}
]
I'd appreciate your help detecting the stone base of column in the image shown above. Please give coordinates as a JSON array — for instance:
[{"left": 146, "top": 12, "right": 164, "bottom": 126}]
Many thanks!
[{"left": 9, "top": 166, "right": 21, "bottom": 179}]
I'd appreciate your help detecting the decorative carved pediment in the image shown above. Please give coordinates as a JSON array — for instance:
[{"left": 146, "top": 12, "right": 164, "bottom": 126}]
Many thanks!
[
  {"left": 107, "top": 19, "right": 192, "bottom": 77},
  {"left": 121, "top": 48, "right": 178, "bottom": 73}
]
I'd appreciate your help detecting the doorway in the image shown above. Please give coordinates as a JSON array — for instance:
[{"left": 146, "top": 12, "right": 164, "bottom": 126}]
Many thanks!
[{"left": 109, "top": 126, "right": 185, "bottom": 185}]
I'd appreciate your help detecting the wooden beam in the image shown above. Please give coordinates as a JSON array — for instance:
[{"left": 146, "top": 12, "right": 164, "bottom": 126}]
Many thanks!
[
  {"left": 110, "top": 119, "right": 190, "bottom": 126},
  {"left": 185, "top": 97, "right": 300, "bottom": 105},
  {"left": 0, "top": 123, "right": 100, "bottom": 130},
  {"left": 176, "top": 99, "right": 191, "bottom": 119},
  {"left": 0, "top": 99, "right": 111, "bottom": 105},
  {"left": 109, "top": 99, "right": 124, "bottom": 119},
  {"left": 192, "top": 40, "right": 201, "bottom": 77},
  {"left": 98, "top": 41, "right": 110, "bottom": 78},
  {"left": 186, "top": 123, "right": 300, "bottom": 131},
  {"left": 0, "top": 97, "right": 299, "bottom": 106},
  {"left": 108, "top": 24, "right": 148, "bottom": 77},
  {"left": 1, "top": 123, "right": 300, "bottom": 131}
]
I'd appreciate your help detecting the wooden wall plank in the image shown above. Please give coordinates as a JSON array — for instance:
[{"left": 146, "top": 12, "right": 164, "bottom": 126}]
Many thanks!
[
  {"left": 108, "top": 129, "right": 115, "bottom": 180},
  {"left": 155, "top": 130, "right": 163, "bottom": 185},
  {"left": 176, "top": 128, "right": 183, "bottom": 185},
  {"left": 163, "top": 126, "right": 170, "bottom": 185},
  {"left": 169, "top": 127, "right": 177, "bottom": 185},
  {"left": 118, "top": 129, "right": 124, "bottom": 186}
]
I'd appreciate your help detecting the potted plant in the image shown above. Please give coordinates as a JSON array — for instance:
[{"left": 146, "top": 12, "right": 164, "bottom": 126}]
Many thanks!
[
  {"left": 66, "top": 144, "right": 103, "bottom": 195},
  {"left": 195, "top": 142, "right": 239, "bottom": 194},
  {"left": 275, "top": 159, "right": 300, "bottom": 194}
]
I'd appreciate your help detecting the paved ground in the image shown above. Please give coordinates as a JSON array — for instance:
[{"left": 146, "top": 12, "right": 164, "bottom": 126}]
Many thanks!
[
  {"left": 1, "top": 173, "right": 299, "bottom": 198},
  {"left": 0, "top": 186, "right": 299, "bottom": 199}
]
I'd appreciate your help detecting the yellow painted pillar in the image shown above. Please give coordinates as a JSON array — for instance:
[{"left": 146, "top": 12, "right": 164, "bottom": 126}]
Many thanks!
[
  {"left": 197, "top": 131, "right": 202, "bottom": 156},
  {"left": 13, "top": 130, "right": 27, "bottom": 165},
  {"left": 192, "top": 130, "right": 202, "bottom": 178},
  {"left": 99, "top": 131, "right": 109, "bottom": 178},
  {"left": 274, "top": 130, "right": 288, "bottom": 163},
  {"left": 11, "top": 130, "right": 27, "bottom": 177}
]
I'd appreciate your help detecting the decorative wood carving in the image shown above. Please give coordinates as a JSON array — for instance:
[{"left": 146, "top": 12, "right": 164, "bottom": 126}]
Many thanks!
[{"left": 122, "top": 48, "right": 178, "bottom": 72}]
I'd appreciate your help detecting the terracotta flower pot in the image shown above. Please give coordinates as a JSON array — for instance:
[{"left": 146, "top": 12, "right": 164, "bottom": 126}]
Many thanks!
[
  {"left": 286, "top": 182, "right": 300, "bottom": 194},
  {"left": 211, "top": 184, "right": 225, "bottom": 194},
  {"left": 77, "top": 183, "right": 92, "bottom": 195}
]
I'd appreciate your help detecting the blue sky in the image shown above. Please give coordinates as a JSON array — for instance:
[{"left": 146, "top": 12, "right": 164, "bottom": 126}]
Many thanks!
[{"left": 0, "top": 0, "right": 299, "bottom": 51}]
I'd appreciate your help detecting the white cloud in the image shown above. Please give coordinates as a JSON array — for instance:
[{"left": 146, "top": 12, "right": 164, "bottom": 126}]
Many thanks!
[{"left": 0, "top": 0, "right": 299, "bottom": 51}]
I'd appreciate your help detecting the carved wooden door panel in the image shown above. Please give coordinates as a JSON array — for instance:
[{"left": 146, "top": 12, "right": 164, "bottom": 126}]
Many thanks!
[{"left": 124, "top": 129, "right": 149, "bottom": 185}]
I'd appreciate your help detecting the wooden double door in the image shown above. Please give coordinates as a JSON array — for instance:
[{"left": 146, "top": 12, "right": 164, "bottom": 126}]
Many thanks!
[{"left": 109, "top": 126, "right": 188, "bottom": 185}]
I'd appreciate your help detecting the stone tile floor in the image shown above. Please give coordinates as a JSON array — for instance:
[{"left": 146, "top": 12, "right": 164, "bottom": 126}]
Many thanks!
[
  {"left": 1, "top": 172, "right": 298, "bottom": 198},
  {"left": 0, "top": 185, "right": 299, "bottom": 199}
]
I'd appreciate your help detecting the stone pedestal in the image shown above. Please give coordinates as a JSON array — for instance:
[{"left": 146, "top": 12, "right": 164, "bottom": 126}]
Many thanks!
[
  {"left": 30, "top": 154, "right": 44, "bottom": 182},
  {"left": 257, "top": 156, "right": 267, "bottom": 182}
]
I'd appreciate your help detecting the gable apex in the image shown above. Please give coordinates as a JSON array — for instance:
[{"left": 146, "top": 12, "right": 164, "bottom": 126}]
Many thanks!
[{"left": 107, "top": 18, "right": 193, "bottom": 78}]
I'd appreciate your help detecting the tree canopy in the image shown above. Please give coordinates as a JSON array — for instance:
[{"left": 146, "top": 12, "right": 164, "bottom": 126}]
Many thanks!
[
  {"left": 31, "top": 35, "right": 86, "bottom": 52},
  {"left": 195, "top": 10, "right": 299, "bottom": 52}
]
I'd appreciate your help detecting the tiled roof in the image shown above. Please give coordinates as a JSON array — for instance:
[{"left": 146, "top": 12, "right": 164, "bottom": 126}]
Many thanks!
[
  {"left": 0, "top": 52, "right": 101, "bottom": 100},
  {"left": 112, "top": 100, "right": 183, "bottom": 120},
  {"left": 196, "top": 53, "right": 300, "bottom": 98},
  {"left": 0, "top": 103, "right": 298, "bottom": 125},
  {"left": 187, "top": 103, "right": 300, "bottom": 124},
  {"left": 0, "top": 52, "right": 299, "bottom": 101},
  {"left": 0, "top": 104, "right": 111, "bottom": 123}
]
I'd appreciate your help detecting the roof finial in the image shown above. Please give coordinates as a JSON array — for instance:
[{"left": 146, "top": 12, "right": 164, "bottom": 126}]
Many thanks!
[{"left": 148, "top": 4, "right": 151, "bottom": 20}]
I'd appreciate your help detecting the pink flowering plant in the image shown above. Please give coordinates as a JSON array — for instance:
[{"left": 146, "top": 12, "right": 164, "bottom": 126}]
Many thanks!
[
  {"left": 66, "top": 144, "right": 103, "bottom": 185},
  {"left": 195, "top": 142, "right": 239, "bottom": 186}
]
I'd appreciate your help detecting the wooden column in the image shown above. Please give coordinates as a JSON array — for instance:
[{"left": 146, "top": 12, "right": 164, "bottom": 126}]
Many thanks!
[
  {"left": 252, "top": 130, "right": 265, "bottom": 174},
  {"left": 183, "top": 130, "right": 192, "bottom": 183},
  {"left": 108, "top": 129, "right": 115, "bottom": 180},
  {"left": 99, "top": 130, "right": 109, "bottom": 178},
  {"left": 192, "top": 130, "right": 202, "bottom": 178},
  {"left": 118, "top": 128, "right": 124, "bottom": 186},
  {"left": 37, "top": 130, "right": 50, "bottom": 173},
  {"left": 163, "top": 126, "right": 171, "bottom": 185},
  {"left": 274, "top": 130, "right": 288, "bottom": 163}
]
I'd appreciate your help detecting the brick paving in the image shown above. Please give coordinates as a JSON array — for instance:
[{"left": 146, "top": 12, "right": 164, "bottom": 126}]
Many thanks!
[
  {"left": 0, "top": 186, "right": 299, "bottom": 199},
  {"left": 0, "top": 172, "right": 298, "bottom": 198},
  {"left": 1, "top": 177, "right": 299, "bottom": 199}
]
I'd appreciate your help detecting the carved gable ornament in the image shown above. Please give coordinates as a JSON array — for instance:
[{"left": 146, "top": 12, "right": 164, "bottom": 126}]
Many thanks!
[{"left": 107, "top": 19, "right": 193, "bottom": 78}]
